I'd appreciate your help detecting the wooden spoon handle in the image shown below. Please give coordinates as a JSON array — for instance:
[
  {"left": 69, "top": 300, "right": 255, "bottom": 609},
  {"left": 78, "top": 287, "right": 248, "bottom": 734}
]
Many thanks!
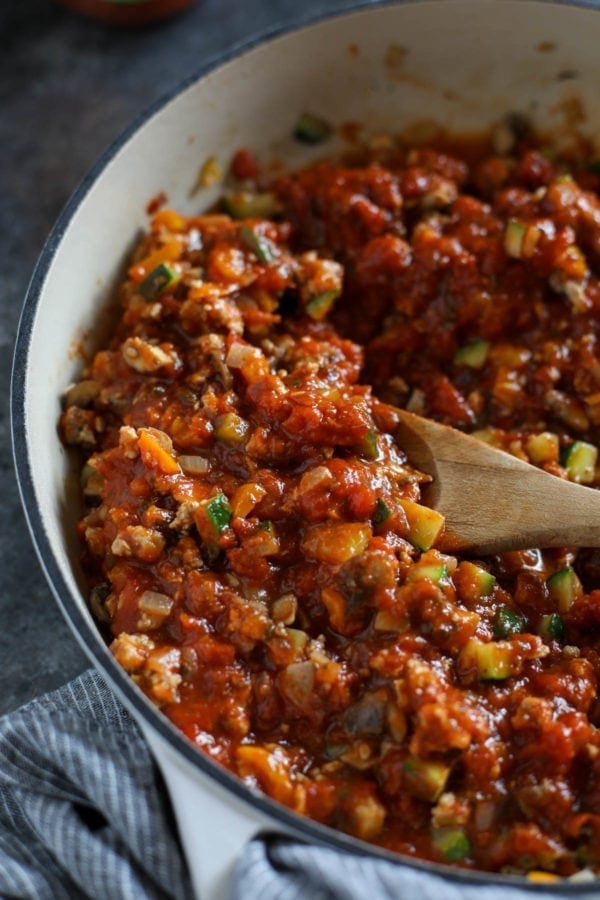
[{"left": 395, "top": 411, "right": 600, "bottom": 555}]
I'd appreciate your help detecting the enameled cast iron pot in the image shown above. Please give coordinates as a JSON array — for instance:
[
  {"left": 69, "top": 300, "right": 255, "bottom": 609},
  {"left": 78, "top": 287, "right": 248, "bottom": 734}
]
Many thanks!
[{"left": 12, "top": 2, "right": 600, "bottom": 896}]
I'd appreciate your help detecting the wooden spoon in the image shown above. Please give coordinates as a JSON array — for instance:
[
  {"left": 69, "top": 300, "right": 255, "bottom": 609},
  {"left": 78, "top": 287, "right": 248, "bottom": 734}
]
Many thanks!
[{"left": 395, "top": 409, "right": 600, "bottom": 555}]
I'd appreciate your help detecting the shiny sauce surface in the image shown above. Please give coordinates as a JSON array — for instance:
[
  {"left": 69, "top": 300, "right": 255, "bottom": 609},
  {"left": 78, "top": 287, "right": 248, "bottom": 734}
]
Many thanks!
[{"left": 61, "top": 130, "right": 600, "bottom": 877}]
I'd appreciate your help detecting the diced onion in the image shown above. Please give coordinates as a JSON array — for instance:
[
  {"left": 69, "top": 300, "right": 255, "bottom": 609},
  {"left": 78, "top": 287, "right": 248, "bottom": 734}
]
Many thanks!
[
  {"left": 179, "top": 455, "right": 211, "bottom": 475},
  {"left": 298, "top": 466, "right": 333, "bottom": 494},
  {"left": 139, "top": 591, "right": 173, "bottom": 617},
  {"left": 226, "top": 342, "right": 261, "bottom": 369}
]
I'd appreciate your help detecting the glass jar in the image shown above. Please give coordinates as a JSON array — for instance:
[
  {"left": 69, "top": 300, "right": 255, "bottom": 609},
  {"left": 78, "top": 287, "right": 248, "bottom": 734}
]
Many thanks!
[{"left": 58, "top": 0, "right": 197, "bottom": 26}]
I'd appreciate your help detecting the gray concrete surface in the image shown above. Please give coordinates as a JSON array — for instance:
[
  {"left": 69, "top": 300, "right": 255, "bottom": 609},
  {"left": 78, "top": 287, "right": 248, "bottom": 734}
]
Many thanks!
[{"left": 0, "top": 0, "right": 362, "bottom": 714}]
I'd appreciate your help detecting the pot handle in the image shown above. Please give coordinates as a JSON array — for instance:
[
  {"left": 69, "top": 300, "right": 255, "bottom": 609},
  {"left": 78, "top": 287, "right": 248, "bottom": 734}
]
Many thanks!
[{"left": 141, "top": 724, "right": 288, "bottom": 899}]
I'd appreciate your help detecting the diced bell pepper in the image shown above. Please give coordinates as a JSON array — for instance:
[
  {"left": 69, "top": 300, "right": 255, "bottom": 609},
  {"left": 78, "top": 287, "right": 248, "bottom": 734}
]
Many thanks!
[{"left": 398, "top": 499, "right": 445, "bottom": 551}]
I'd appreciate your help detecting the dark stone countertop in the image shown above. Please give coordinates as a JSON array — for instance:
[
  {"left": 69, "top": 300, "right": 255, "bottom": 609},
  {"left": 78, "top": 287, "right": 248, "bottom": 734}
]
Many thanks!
[{"left": 0, "top": 0, "right": 363, "bottom": 715}]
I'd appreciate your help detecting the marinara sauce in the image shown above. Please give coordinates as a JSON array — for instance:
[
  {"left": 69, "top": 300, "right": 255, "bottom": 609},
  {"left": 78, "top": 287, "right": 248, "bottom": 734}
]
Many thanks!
[{"left": 61, "top": 123, "right": 600, "bottom": 879}]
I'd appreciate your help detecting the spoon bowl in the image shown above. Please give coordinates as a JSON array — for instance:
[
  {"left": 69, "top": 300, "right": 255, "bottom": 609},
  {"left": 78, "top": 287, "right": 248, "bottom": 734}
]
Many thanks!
[{"left": 395, "top": 409, "right": 600, "bottom": 555}]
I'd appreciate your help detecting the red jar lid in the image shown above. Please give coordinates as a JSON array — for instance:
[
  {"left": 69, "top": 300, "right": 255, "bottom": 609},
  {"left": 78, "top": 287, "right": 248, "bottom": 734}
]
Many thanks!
[{"left": 58, "top": 0, "right": 197, "bottom": 26}]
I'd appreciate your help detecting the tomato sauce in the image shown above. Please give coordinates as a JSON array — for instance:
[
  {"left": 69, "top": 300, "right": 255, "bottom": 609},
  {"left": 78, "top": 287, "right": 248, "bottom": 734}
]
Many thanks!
[{"left": 61, "top": 124, "right": 600, "bottom": 878}]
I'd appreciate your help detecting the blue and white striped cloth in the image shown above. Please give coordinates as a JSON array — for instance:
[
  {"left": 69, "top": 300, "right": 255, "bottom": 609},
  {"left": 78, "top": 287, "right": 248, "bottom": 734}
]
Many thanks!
[{"left": 0, "top": 670, "right": 596, "bottom": 899}]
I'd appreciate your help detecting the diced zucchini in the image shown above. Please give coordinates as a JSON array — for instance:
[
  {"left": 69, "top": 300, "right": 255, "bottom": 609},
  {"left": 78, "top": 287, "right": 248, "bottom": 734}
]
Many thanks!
[
  {"left": 459, "top": 638, "right": 514, "bottom": 681},
  {"left": 546, "top": 566, "right": 583, "bottom": 613},
  {"left": 195, "top": 493, "right": 233, "bottom": 551},
  {"left": 406, "top": 563, "right": 447, "bottom": 585},
  {"left": 240, "top": 225, "right": 276, "bottom": 264},
  {"left": 215, "top": 412, "right": 249, "bottom": 445},
  {"left": 505, "top": 220, "right": 526, "bottom": 258},
  {"left": 305, "top": 288, "right": 340, "bottom": 320},
  {"left": 203, "top": 493, "right": 232, "bottom": 533},
  {"left": 526, "top": 431, "right": 559, "bottom": 465},
  {"left": 589, "top": 159, "right": 600, "bottom": 175},
  {"left": 223, "top": 191, "right": 281, "bottom": 219},
  {"left": 398, "top": 499, "right": 445, "bottom": 551},
  {"left": 493, "top": 606, "right": 524, "bottom": 639},
  {"left": 139, "top": 263, "right": 180, "bottom": 301},
  {"left": 471, "top": 428, "right": 501, "bottom": 447},
  {"left": 372, "top": 498, "right": 392, "bottom": 527},
  {"left": 539, "top": 612, "right": 565, "bottom": 641},
  {"left": 433, "top": 828, "right": 471, "bottom": 862},
  {"left": 561, "top": 441, "right": 598, "bottom": 484},
  {"left": 453, "top": 340, "right": 490, "bottom": 369},
  {"left": 358, "top": 427, "right": 379, "bottom": 460},
  {"left": 457, "top": 561, "right": 496, "bottom": 599},
  {"left": 293, "top": 112, "right": 332, "bottom": 145},
  {"left": 403, "top": 757, "right": 451, "bottom": 803}
]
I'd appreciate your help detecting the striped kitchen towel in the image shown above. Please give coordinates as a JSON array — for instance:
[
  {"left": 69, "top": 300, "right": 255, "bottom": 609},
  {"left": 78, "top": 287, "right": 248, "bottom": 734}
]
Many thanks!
[{"left": 0, "top": 670, "right": 596, "bottom": 899}]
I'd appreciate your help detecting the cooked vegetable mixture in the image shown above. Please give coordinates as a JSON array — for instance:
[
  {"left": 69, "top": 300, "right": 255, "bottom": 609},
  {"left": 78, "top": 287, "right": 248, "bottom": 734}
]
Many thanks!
[{"left": 62, "top": 124, "right": 600, "bottom": 877}]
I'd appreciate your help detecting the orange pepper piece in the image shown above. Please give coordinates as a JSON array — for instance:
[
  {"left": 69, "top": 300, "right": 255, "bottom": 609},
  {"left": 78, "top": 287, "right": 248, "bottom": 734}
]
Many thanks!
[
  {"left": 138, "top": 430, "right": 180, "bottom": 475},
  {"left": 129, "top": 240, "right": 182, "bottom": 282},
  {"left": 151, "top": 209, "right": 186, "bottom": 232},
  {"left": 232, "top": 482, "right": 267, "bottom": 518},
  {"left": 526, "top": 872, "right": 560, "bottom": 884}
]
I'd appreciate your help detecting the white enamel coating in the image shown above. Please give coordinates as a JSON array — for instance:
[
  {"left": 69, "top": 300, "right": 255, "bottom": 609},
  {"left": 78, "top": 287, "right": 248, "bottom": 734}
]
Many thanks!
[
  {"left": 141, "top": 724, "right": 284, "bottom": 899},
  {"left": 18, "top": 2, "right": 600, "bottom": 897}
]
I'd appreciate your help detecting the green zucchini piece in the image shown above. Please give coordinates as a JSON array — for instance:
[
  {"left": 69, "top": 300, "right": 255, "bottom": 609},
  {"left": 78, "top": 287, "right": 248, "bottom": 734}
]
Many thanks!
[
  {"left": 505, "top": 220, "right": 526, "bottom": 258},
  {"left": 493, "top": 606, "right": 524, "bottom": 639},
  {"left": 406, "top": 563, "right": 447, "bottom": 585},
  {"left": 453, "top": 340, "right": 490, "bottom": 369},
  {"left": 433, "top": 828, "right": 471, "bottom": 862},
  {"left": 458, "top": 561, "right": 496, "bottom": 599},
  {"left": 224, "top": 191, "right": 281, "bottom": 219},
  {"left": 471, "top": 428, "right": 500, "bottom": 447},
  {"left": 561, "top": 441, "right": 598, "bottom": 484},
  {"left": 215, "top": 412, "right": 250, "bottom": 445},
  {"left": 526, "top": 431, "right": 559, "bottom": 465},
  {"left": 359, "top": 428, "right": 379, "bottom": 460},
  {"left": 240, "top": 225, "right": 276, "bottom": 264},
  {"left": 259, "top": 520, "right": 275, "bottom": 534},
  {"left": 204, "top": 493, "right": 233, "bottom": 533},
  {"left": 460, "top": 638, "right": 514, "bottom": 681},
  {"left": 293, "top": 113, "right": 332, "bottom": 145},
  {"left": 589, "top": 159, "right": 600, "bottom": 175},
  {"left": 403, "top": 757, "right": 450, "bottom": 803},
  {"left": 305, "top": 288, "right": 341, "bottom": 320},
  {"left": 539, "top": 612, "right": 565, "bottom": 641},
  {"left": 372, "top": 498, "right": 392, "bottom": 527},
  {"left": 547, "top": 566, "right": 583, "bottom": 613},
  {"left": 139, "top": 263, "right": 180, "bottom": 301}
]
